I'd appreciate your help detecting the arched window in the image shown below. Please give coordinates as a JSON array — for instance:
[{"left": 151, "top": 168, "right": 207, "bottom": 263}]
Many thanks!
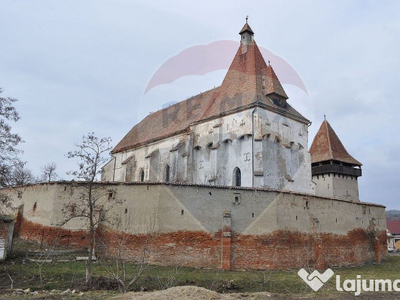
[
  {"left": 234, "top": 167, "right": 241, "bottom": 187},
  {"left": 165, "top": 164, "right": 170, "bottom": 183},
  {"left": 139, "top": 169, "right": 145, "bottom": 182}
]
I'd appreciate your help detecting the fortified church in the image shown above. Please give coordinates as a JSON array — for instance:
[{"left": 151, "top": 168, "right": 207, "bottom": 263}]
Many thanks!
[
  {"left": 2, "top": 21, "right": 386, "bottom": 270},
  {"left": 102, "top": 21, "right": 362, "bottom": 202}
]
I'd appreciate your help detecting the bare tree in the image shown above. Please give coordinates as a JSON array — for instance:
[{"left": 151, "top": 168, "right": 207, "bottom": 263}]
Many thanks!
[
  {"left": 0, "top": 88, "right": 23, "bottom": 189},
  {"left": 97, "top": 214, "right": 156, "bottom": 293},
  {"left": 9, "top": 163, "right": 36, "bottom": 186},
  {"left": 0, "top": 88, "right": 24, "bottom": 215},
  {"left": 100, "top": 230, "right": 148, "bottom": 293},
  {"left": 61, "top": 132, "right": 122, "bottom": 288},
  {"left": 40, "top": 162, "right": 58, "bottom": 182}
]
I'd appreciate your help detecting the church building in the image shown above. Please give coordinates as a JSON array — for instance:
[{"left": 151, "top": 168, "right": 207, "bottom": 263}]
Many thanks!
[{"left": 102, "top": 21, "right": 316, "bottom": 195}]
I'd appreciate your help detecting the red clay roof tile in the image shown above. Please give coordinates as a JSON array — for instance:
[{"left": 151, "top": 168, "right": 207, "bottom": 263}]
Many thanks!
[
  {"left": 112, "top": 25, "right": 309, "bottom": 154},
  {"left": 309, "top": 120, "right": 362, "bottom": 166}
]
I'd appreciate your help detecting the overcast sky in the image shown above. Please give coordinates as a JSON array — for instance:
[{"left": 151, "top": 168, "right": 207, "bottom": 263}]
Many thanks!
[{"left": 1, "top": 0, "right": 399, "bottom": 209}]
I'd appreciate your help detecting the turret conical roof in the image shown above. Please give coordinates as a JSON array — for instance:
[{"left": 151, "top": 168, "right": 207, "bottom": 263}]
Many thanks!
[{"left": 310, "top": 120, "right": 362, "bottom": 166}]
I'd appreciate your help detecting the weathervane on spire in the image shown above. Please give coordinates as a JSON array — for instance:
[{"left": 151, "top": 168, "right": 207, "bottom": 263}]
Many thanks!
[
  {"left": 246, "top": 15, "right": 249, "bottom": 23},
  {"left": 324, "top": 114, "right": 326, "bottom": 120}
]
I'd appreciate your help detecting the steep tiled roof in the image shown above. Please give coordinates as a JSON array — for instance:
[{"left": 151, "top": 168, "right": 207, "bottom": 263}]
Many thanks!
[
  {"left": 264, "top": 64, "right": 288, "bottom": 99},
  {"left": 112, "top": 87, "right": 220, "bottom": 153},
  {"left": 309, "top": 120, "right": 362, "bottom": 166},
  {"left": 387, "top": 220, "right": 400, "bottom": 235},
  {"left": 112, "top": 24, "right": 309, "bottom": 154}
]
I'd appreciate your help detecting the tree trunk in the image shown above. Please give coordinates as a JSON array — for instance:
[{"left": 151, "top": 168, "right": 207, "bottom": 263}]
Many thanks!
[{"left": 86, "top": 184, "right": 94, "bottom": 289}]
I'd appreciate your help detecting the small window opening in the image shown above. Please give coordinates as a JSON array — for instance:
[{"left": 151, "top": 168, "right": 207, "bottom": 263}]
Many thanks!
[
  {"left": 252, "top": 213, "right": 255, "bottom": 218},
  {"left": 108, "top": 192, "right": 113, "bottom": 200},
  {"left": 33, "top": 202, "right": 37, "bottom": 212},
  {"left": 181, "top": 210, "right": 184, "bottom": 215},
  {"left": 336, "top": 218, "right": 338, "bottom": 223},
  {"left": 140, "top": 169, "right": 145, "bottom": 182},
  {"left": 234, "top": 167, "right": 241, "bottom": 187},
  {"left": 235, "top": 196, "right": 239, "bottom": 204},
  {"left": 125, "top": 208, "right": 128, "bottom": 214},
  {"left": 305, "top": 201, "right": 309, "bottom": 209},
  {"left": 296, "top": 215, "right": 298, "bottom": 221},
  {"left": 17, "top": 191, "right": 22, "bottom": 199},
  {"left": 165, "top": 164, "right": 170, "bottom": 183}
]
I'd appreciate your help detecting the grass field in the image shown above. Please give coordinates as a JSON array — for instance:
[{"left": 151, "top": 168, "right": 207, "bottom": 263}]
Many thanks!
[{"left": 0, "top": 239, "right": 399, "bottom": 299}]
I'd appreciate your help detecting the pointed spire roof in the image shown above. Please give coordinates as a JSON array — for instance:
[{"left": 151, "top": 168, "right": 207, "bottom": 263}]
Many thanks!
[
  {"left": 265, "top": 64, "right": 288, "bottom": 99},
  {"left": 198, "top": 23, "right": 306, "bottom": 123},
  {"left": 310, "top": 120, "right": 362, "bottom": 166},
  {"left": 239, "top": 22, "right": 254, "bottom": 35}
]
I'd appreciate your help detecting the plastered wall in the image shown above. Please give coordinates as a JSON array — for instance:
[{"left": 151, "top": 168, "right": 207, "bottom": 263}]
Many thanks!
[
  {"left": 3, "top": 182, "right": 386, "bottom": 270},
  {"left": 313, "top": 173, "right": 359, "bottom": 201},
  {"left": 103, "top": 107, "right": 314, "bottom": 194},
  {"left": 5, "top": 182, "right": 385, "bottom": 235}
]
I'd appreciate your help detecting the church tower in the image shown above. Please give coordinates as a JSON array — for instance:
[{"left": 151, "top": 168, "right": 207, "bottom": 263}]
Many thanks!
[{"left": 309, "top": 119, "right": 362, "bottom": 201}]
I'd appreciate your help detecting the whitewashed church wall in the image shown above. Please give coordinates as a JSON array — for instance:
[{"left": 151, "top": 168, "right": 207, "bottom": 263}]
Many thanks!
[{"left": 103, "top": 106, "right": 314, "bottom": 194}]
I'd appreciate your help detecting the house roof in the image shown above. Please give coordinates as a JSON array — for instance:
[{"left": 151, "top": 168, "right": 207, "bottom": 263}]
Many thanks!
[
  {"left": 387, "top": 220, "right": 400, "bottom": 235},
  {"left": 309, "top": 120, "right": 362, "bottom": 166},
  {"left": 112, "top": 23, "right": 309, "bottom": 154}
]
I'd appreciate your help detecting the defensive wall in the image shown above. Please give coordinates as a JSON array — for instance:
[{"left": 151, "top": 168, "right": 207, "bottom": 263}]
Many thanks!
[{"left": 2, "top": 181, "right": 387, "bottom": 270}]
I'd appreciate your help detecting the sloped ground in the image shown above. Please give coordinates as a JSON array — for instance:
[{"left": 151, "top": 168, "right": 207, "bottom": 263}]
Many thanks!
[
  {"left": 112, "top": 286, "right": 241, "bottom": 300},
  {"left": 110, "top": 286, "right": 399, "bottom": 300}
]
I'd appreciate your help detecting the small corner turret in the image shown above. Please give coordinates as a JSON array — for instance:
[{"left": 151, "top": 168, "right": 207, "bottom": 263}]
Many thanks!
[
  {"left": 310, "top": 118, "right": 362, "bottom": 201},
  {"left": 239, "top": 16, "right": 254, "bottom": 46}
]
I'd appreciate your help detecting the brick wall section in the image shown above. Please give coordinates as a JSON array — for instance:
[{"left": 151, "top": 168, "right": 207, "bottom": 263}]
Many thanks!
[
  {"left": 19, "top": 219, "right": 90, "bottom": 249},
  {"left": 232, "top": 229, "right": 387, "bottom": 270},
  {"left": 221, "top": 234, "right": 232, "bottom": 270},
  {"left": 16, "top": 219, "right": 387, "bottom": 270},
  {"left": 96, "top": 227, "right": 387, "bottom": 270},
  {"left": 97, "top": 229, "right": 221, "bottom": 268}
]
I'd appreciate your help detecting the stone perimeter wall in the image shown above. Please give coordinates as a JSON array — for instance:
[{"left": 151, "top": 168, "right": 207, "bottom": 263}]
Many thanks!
[{"left": 4, "top": 182, "right": 387, "bottom": 270}]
